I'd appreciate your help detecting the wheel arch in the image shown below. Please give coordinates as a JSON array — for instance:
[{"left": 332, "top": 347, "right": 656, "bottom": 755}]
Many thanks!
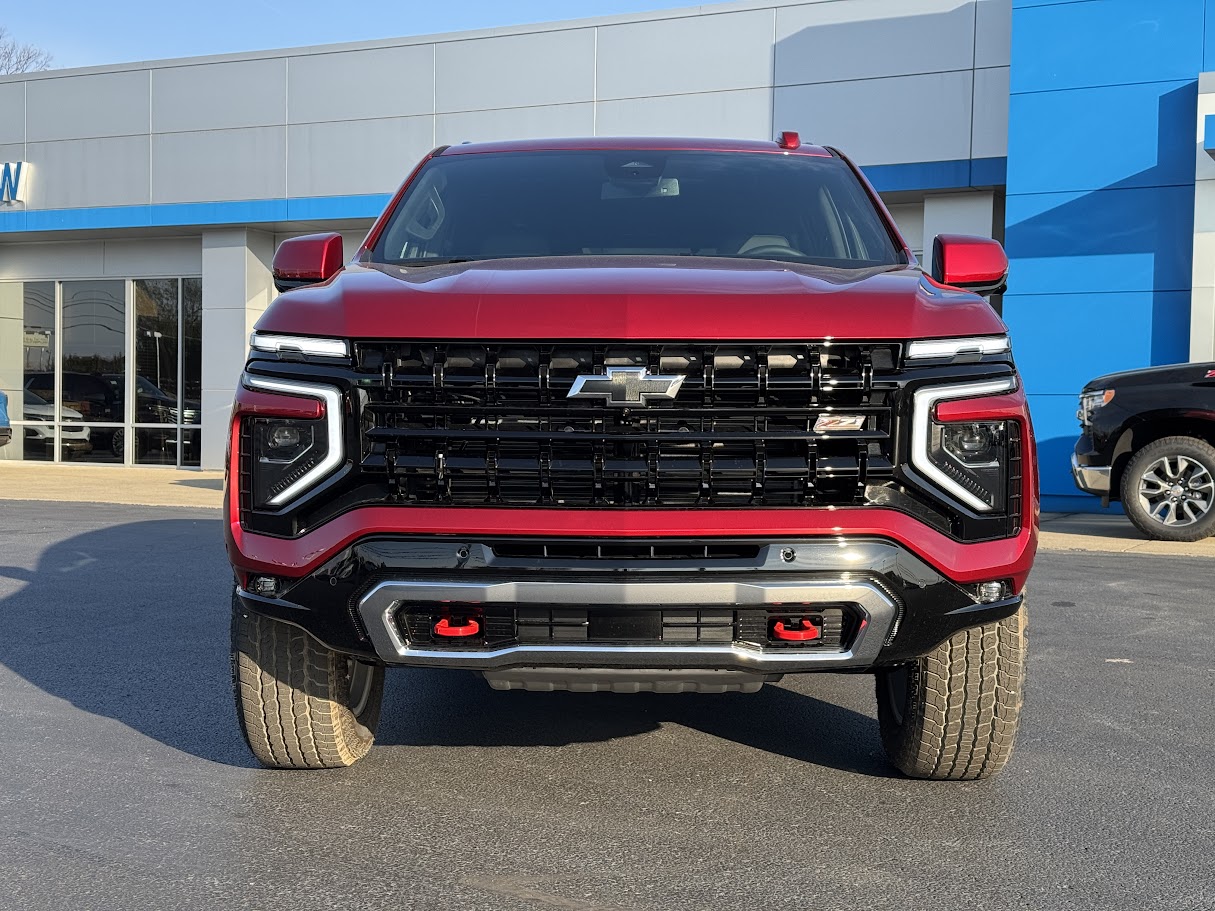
[{"left": 1109, "top": 412, "right": 1215, "bottom": 502}]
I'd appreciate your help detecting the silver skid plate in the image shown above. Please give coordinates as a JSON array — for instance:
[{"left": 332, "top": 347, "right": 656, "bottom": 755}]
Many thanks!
[{"left": 482, "top": 667, "right": 779, "bottom": 694}]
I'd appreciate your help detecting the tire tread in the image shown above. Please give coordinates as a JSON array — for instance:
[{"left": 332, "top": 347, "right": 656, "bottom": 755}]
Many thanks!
[
  {"left": 231, "top": 593, "right": 380, "bottom": 769},
  {"left": 877, "top": 604, "right": 1026, "bottom": 780}
]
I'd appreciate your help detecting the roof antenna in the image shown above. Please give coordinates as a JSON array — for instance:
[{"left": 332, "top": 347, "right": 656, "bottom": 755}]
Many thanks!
[{"left": 777, "top": 131, "right": 801, "bottom": 150}]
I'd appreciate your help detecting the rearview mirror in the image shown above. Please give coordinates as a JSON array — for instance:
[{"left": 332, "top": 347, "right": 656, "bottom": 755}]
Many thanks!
[
  {"left": 272, "top": 233, "right": 345, "bottom": 293},
  {"left": 931, "top": 234, "right": 1008, "bottom": 296}
]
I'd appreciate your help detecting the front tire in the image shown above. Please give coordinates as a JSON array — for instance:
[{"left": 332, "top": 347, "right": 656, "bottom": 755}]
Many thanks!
[
  {"left": 1120, "top": 436, "right": 1215, "bottom": 542},
  {"left": 231, "top": 591, "right": 385, "bottom": 769},
  {"left": 875, "top": 604, "right": 1026, "bottom": 780}
]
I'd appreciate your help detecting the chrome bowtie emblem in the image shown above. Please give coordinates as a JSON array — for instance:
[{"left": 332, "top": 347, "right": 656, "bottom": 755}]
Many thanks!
[{"left": 566, "top": 366, "right": 686, "bottom": 406}]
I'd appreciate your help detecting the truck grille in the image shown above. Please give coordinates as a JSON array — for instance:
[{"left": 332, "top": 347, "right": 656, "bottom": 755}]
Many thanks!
[{"left": 354, "top": 342, "right": 899, "bottom": 508}]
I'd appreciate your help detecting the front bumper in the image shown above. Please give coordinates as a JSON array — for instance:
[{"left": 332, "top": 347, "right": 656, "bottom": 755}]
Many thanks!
[
  {"left": 1071, "top": 451, "right": 1111, "bottom": 497},
  {"left": 356, "top": 576, "right": 897, "bottom": 671},
  {"left": 234, "top": 535, "right": 1027, "bottom": 671}
]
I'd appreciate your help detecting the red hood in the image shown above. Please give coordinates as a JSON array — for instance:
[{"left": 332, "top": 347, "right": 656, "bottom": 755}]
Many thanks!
[{"left": 254, "top": 257, "right": 1007, "bottom": 340}]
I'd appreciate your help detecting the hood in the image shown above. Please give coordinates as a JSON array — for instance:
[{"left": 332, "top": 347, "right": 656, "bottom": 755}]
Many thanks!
[
  {"left": 1084, "top": 361, "right": 1215, "bottom": 391},
  {"left": 254, "top": 257, "right": 1007, "bottom": 341}
]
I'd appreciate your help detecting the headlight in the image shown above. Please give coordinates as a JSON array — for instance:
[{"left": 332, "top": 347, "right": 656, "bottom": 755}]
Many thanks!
[
  {"left": 251, "top": 417, "right": 329, "bottom": 507},
  {"left": 911, "top": 378, "right": 1018, "bottom": 513},
  {"left": 929, "top": 420, "right": 1009, "bottom": 510},
  {"left": 1077, "top": 389, "right": 1114, "bottom": 426},
  {"left": 242, "top": 376, "right": 343, "bottom": 508}
]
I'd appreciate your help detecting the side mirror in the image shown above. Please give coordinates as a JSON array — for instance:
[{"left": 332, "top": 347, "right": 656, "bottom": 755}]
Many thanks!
[
  {"left": 272, "top": 233, "right": 345, "bottom": 293},
  {"left": 931, "top": 234, "right": 1008, "bottom": 296}
]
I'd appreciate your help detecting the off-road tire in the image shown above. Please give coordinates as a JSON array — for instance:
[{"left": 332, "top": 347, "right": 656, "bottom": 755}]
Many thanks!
[
  {"left": 875, "top": 604, "right": 1026, "bottom": 780},
  {"left": 1120, "top": 436, "right": 1215, "bottom": 542},
  {"left": 231, "top": 591, "right": 384, "bottom": 769}
]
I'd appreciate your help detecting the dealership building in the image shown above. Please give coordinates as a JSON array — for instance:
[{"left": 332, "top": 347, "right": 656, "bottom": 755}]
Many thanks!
[{"left": 0, "top": 0, "right": 1211, "bottom": 509}]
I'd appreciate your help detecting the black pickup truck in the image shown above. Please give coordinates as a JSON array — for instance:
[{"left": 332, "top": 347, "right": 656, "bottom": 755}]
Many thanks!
[{"left": 1072, "top": 362, "right": 1215, "bottom": 540}]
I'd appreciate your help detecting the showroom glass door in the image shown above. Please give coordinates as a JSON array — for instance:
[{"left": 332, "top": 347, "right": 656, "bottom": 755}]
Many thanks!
[
  {"left": 0, "top": 276, "right": 202, "bottom": 467},
  {"left": 133, "top": 278, "right": 203, "bottom": 466},
  {"left": 60, "top": 280, "right": 127, "bottom": 462}
]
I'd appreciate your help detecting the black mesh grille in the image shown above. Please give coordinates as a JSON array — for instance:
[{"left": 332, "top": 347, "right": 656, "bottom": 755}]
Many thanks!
[{"left": 354, "top": 341, "right": 899, "bottom": 508}]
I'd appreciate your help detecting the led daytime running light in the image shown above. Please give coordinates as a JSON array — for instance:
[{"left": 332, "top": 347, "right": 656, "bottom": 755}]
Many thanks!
[
  {"left": 243, "top": 375, "right": 344, "bottom": 506},
  {"left": 907, "top": 336, "right": 1010, "bottom": 360}
]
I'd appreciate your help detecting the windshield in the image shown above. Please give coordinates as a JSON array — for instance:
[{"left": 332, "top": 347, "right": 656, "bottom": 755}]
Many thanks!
[{"left": 371, "top": 150, "right": 903, "bottom": 269}]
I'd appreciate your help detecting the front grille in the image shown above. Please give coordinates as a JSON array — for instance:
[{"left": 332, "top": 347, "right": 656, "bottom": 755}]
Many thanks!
[
  {"left": 355, "top": 341, "right": 899, "bottom": 508},
  {"left": 490, "top": 541, "right": 762, "bottom": 561}
]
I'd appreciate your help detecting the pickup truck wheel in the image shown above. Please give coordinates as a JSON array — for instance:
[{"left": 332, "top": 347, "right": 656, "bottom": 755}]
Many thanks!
[
  {"left": 1121, "top": 436, "right": 1215, "bottom": 541},
  {"left": 875, "top": 604, "right": 1026, "bottom": 780},
  {"left": 231, "top": 591, "right": 384, "bottom": 769}
]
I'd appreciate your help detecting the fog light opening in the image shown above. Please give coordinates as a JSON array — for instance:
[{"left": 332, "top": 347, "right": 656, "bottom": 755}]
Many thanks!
[
  {"left": 977, "top": 581, "right": 1007, "bottom": 603},
  {"left": 250, "top": 576, "right": 279, "bottom": 597}
]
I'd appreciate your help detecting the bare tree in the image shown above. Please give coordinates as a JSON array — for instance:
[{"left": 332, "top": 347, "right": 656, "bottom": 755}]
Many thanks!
[{"left": 0, "top": 27, "right": 52, "bottom": 75}]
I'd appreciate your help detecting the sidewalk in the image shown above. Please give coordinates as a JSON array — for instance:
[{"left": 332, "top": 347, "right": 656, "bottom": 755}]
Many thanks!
[
  {"left": 0, "top": 463, "right": 224, "bottom": 510},
  {"left": 1037, "top": 511, "right": 1215, "bottom": 557},
  {"left": 2, "top": 463, "right": 1213, "bottom": 558}
]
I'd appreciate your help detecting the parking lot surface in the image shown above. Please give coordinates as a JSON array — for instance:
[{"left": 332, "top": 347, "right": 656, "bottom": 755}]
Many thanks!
[{"left": 0, "top": 501, "right": 1211, "bottom": 911}]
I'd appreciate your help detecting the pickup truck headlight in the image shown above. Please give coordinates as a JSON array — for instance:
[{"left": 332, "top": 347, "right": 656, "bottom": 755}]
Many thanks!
[
  {"left": 911, "top": 378, "right": 1018, "bottom": 513},
  {"left": 1077, "top": 389, "right": 1114, "bottom": 426},
  {"left": 242, "top": 376, "right": 343, "bottom": 508},
  {"left": 929, "top": 420, "right": 1008, "bottom": 511}
]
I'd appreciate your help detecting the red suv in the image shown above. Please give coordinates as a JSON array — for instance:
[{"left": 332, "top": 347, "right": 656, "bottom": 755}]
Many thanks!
[{"left": 226, "top": 137, "right": 1037, "bottom": 778}]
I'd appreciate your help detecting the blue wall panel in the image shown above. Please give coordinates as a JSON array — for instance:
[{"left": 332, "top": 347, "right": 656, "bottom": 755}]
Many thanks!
[
  {"left": 1006, "top": 0, "right": 1207, "bottom": 506},
  {"left": 1004, "top": 185, "right": 1196, "bottom": 296},
  {"left": 1028, "top": 393, "right": 1089, "bottom": 504},
  {"left": 1011, "top": 0, "right": 1204, "bottom": 94},
  {"left": 1006, "top": 80, "right": 1198, "bottom": 194},
  {"left": 1006, "top": 290, "right": 1191, "bottom": 395}
]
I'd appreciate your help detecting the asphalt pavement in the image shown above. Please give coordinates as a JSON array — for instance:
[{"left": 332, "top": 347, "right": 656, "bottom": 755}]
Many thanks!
[{"left": 0, "top": 501, "right": 1211, "bottom": 911}]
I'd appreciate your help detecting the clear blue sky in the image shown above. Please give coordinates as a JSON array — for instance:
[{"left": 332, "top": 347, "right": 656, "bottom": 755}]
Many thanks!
[{"left": 5, "top": 1, "right": 692, "bottom": 70}]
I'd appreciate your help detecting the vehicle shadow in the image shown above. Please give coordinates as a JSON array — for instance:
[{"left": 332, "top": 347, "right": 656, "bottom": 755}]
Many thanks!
[
  {"left": 380, "top": 668, "right": 892, "bottom": 776},
  {"left": 173, "top": 478, "right": 224, "bottom": 490},
  {"left": 0, "top": 515, "right": 888, "bottom": 776}
]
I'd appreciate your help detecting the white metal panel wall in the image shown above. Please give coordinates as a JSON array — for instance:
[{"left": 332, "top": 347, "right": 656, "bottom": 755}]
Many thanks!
[
  {"left": 0, "top": 82, "right": 24, "bottom": 145},
  {"left": 0, "top": 238, "right": 201, "bottom": 280},
  {"left": 0, "top": 0, "right": 1010, "bottom": 213},
  {"left": 1191, "top": 74, "right": 1215, "bottom": 361}
]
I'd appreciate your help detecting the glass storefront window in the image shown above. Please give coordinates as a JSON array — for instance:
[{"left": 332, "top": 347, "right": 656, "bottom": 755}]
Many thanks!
[
  {"left": 135, "top": 279, "right": 180, "bottom": 421},
  {"left": 19, "top": 424, "right": 55, "bottom": 461},
  {"left": 0, "top": 275, "right": 202, "bottom": 467},
  {"left": 61, "top": 280, "right": 126, "bottom": 424},
  {"left": 0, "top": 281, "right": 55, "bottom": 462}
]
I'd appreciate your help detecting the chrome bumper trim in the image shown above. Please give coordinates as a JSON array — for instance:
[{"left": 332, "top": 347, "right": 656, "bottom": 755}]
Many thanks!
[
  {"left": 1071, "top": 452, "right": 1111, "bottom": 496},
  {"left": 356, "top": 578, "right": 897, "bottom": 671}
]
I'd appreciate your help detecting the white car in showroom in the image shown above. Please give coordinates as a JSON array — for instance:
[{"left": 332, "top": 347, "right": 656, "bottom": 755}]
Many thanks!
[{"left": 22, "top": 389, "right": 92, "bottom": 458}]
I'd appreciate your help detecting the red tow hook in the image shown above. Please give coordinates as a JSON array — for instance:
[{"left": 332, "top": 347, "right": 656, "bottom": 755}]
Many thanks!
[
  {"left": 772, "top": 618, "right": 821, "bottom": 642},
  {"left": 434, "top": 617, "right": 481, "bottom": 638}
]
